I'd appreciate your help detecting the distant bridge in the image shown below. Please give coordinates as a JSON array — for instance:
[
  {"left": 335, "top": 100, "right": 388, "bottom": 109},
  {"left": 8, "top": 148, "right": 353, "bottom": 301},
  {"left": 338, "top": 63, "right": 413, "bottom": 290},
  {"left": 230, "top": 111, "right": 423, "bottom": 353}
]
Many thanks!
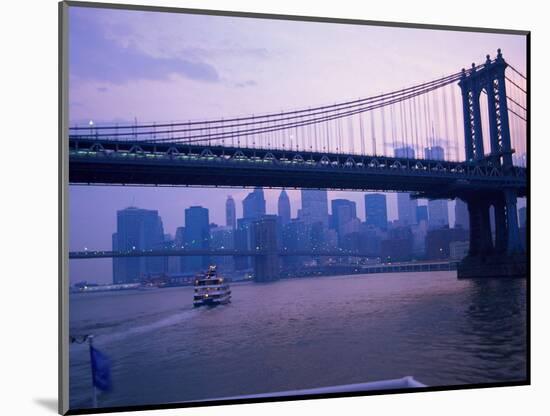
[{"left": 69, "top": 248, "right": 379, "bottom": 259}]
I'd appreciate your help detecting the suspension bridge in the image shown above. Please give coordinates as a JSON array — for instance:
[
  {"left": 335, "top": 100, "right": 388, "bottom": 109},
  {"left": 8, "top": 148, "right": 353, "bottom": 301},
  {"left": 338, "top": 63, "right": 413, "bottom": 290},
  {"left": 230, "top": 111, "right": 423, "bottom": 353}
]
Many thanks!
[{"left": 68, "top": 49, "right": 528, "bottom": 279}]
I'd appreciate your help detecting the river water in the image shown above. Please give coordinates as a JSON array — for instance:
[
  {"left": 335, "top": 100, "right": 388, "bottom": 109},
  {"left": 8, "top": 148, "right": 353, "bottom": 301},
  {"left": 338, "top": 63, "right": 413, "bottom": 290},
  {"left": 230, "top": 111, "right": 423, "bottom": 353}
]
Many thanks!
[{"left": 69, "top": 271, "right": 527, "bottom": 410}]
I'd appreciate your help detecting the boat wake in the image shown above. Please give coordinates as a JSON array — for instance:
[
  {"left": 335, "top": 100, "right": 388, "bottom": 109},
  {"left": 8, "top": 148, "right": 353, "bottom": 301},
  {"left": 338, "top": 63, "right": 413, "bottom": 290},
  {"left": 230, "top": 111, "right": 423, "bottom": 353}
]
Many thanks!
[{"left": 70, "top": 308, "right": 200, "bottom": 351}]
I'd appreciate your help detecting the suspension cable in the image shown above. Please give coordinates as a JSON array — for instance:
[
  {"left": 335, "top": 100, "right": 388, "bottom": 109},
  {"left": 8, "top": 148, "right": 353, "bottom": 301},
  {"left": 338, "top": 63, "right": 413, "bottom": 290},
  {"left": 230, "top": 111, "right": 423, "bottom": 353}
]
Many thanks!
[
  {"left": 70, "top": 71, "right": 469, "bottom": 135},
  {"left": 507, "top": 63, "right": 527, "bottom": 80},
  {"left": 505, "top": 76, "right": 527, "bottom": 94}
]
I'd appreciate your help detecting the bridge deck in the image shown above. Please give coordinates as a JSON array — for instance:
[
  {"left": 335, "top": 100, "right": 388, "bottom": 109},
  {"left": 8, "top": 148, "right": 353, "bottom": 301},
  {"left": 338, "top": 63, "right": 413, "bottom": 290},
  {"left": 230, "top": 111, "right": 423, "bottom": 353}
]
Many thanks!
[{"left": 69, "top": 139, "right": 527, "bottom": 196}]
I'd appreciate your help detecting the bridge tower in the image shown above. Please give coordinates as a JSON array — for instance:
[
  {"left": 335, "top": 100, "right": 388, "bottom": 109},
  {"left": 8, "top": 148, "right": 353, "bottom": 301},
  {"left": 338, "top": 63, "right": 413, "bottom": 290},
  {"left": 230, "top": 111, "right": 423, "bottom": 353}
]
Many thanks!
[
  {"left": 457, "top": 50, "right": 525, "bottom": 278},
  {"left": 252, "top": 215, "right": 280, "bottom": 282},
  {"left": 459, "top": 49, "right": 513, "bottom": 168}
]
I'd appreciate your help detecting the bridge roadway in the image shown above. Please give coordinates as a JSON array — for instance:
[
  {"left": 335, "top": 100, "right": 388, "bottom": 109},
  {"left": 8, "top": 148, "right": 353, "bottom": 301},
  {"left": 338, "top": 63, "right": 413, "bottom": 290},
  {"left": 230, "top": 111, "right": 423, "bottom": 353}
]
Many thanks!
[
  {"left": 69, "top": 248, "right": 379, "bottom": 259},
  {"left": 68, "top": 138, "right": 527, "bottom": 196}
]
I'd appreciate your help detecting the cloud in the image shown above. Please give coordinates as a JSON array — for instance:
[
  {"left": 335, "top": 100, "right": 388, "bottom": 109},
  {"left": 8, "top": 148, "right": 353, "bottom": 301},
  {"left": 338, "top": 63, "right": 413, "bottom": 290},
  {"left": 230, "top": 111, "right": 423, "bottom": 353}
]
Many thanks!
[{"left": 69, "top": 10, "right": 220, "bottom": 84}]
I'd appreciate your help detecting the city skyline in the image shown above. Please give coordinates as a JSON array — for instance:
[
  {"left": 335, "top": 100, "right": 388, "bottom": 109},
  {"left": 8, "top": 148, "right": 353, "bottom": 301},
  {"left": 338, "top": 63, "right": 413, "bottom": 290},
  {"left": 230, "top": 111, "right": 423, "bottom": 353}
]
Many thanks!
[
  {"left": 70, "top": 187, "right": 448, "bottom": 251},
  {"left": 70, "top": 185, "right": 526, "bottom": 284}
]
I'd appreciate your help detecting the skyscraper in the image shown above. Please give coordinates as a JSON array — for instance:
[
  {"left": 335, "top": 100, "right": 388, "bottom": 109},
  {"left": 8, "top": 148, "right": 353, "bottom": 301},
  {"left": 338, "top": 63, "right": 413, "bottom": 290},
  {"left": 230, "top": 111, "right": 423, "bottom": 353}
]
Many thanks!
[
  {"left": 364, "top": 193, "right": 388, "bottom": 230},
  {"left": 331, "top": 199, "right": 357, "bottom": 223},
  {"left": 455, "top": 198, "right": 470, "bottom": 230},
  {"left": 423, "top": 146, "right": 449, "bottom": 229},
  {"left": 428, "top": 199, "right": 450, "bottom": 229},
  {"left": 184, "top": 206, "right": 210, "bottom": 272},
  {"left": 112, "top": 207, "right": 165, "bottom": 284},
  {"left": 395, "top": 147, "right": 418, "bottom": 226},
  {"left": 300, "top": 189, "right": 329, "bottom": 227},
  {"left": 424, "top": 145, "right": 445, "bottom": 160},
  {"left": 331, "top": 199, "right": 357, "bottom": 244},
  {"left": 226, "top": 195, "right": 236, "bottom": 229},
  {"left": 278, "top": 189, "right": 291, "bottom": 226},
  {"left": 281, "top": 219, "right": 309, "bottom": 268},
  {"left": 395, "top": 146, "right": 415, "bottom": 159},
  {"left": 397, "top": 193, "right": 418, "bottom": 226},
  {"left": 243, "top": 187, "right": 266, "bottom": 220},
  {"left": 416, "top": 205, "right": 429, "bottom": 223}
]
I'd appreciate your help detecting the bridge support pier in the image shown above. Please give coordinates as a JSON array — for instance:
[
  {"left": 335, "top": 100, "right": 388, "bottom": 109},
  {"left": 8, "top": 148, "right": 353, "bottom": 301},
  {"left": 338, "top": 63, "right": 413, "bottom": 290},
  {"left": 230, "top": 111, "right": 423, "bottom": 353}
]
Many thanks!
[
  {"left": 494, "top": 196, "right": 508, "bottom": 253},
  {"left": 252, "top": 216, "right": 280, "bottom": 282},
  {"left": 457, "top": 191, "right": 526, "bottom": 279},
  {"left": 505, "top": 189, "right": 523, "bottom": 254}
]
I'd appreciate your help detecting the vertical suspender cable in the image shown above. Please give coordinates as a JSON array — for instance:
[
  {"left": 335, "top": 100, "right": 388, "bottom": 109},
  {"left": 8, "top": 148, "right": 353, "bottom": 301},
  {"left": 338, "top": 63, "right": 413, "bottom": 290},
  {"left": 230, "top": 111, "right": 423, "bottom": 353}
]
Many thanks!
[
  {"left": 380, "top": 106, "right": 387, "bottom": 156},
  {"left": 441, "top": 85, "right": 450, "bottom": 160},
  {"left": 370, "top": 110, "right": 378, "bottom": 156},
  {"left": 390, "top": 104, "right": 397, "bottom": 156}
]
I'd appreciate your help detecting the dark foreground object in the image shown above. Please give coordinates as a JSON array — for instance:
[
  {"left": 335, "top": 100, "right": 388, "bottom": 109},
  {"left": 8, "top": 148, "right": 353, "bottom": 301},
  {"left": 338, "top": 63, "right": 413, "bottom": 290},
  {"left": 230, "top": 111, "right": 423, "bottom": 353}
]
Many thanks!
[{"left": 457, "top": 253, "right": 527, "bottom": 278}]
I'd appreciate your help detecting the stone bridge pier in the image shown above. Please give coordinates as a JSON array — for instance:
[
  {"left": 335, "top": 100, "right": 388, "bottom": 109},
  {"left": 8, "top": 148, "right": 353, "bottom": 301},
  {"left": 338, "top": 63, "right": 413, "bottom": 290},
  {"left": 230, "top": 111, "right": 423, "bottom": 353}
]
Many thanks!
[
  {"left": 458, "top": 189, "right": 526, "bottom": 278},
  {"left": 252, "top": 215, "right": 280, "bottom": 282}
]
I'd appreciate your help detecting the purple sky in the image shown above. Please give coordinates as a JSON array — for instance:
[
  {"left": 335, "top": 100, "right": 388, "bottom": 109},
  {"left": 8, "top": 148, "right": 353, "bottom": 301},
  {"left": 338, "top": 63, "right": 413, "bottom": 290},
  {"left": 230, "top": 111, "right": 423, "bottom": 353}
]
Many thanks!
[{"left": 68, "top": 6, "right": 527, "bottom": 283}]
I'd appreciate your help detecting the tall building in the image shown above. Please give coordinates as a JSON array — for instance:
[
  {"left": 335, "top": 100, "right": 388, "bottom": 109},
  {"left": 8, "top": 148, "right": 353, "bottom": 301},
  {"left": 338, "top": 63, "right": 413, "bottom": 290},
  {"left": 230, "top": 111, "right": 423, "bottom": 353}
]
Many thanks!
[
  {"left": 428, "top": 200, "right": 449, "bottom": 229},
  {"left": 331, "top": 199, "right": 357, "bottom": 223},
  {"left": 411, "top": 220, "right": 428, "bottom": 256},
  {"left": 175, "top": 227, "right": 185, "bottom": 246},
  {"left": 112, "top": 207, "right": 165, "bottom": 284},
  {"left": 331, "top": 199, "right": 357, "bottom": 244},
  {"left": 243, "top": 187, "right": 266, "bottom": 220},
  {"left": 226, "top": 195, "right": 236, "bottom": 229},
  {"left": 395, "top": 147, "right": 418, "bottom": 226},
  {"left": 395, "top": 146, "right": 415, "bottom": 159},
  {"left": 278, "top": 189, "right": 291, "bottom": 226},
  {"left": 184, "top": 206, "right": 210, "bottom": 273},
  {"left": 300, "top": 189, "right": 329, "bottom": 227},
  {"left": 416, "top": 205, "right": 429, "bottom": 223},
  {"left": 309, "top": 221, "right": 327, "bottom": 251},
  {"left": 424, "top": 145, "right": 445, "bottom": 160},
  {"left": 364, "top": 193, "right": 388, "bottom": 230},
  {"left": 423, "top": 146, "right": 449, "bottom": 229},
  {"left": 455, "top": 198, "right": 469, "bottom": 230},
  {"left": 425, "top": 227, "right": 469, "bottom": 259},
  {"left": 397, "top": 193, "right": 418, "bottom": 226},
  {"left": 381, "top": 226, "right": 413, "bottom": 261},
  {"left": 281, "top": 219, "right": 309, "bottom": 268}
]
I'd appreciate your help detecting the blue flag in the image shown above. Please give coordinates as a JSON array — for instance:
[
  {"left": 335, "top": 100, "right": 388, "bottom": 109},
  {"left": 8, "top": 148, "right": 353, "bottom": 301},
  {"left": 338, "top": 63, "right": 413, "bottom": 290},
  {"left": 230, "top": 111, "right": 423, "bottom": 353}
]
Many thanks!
[{"left": 90, "top": 345, "right": 112, "bottom": 392}]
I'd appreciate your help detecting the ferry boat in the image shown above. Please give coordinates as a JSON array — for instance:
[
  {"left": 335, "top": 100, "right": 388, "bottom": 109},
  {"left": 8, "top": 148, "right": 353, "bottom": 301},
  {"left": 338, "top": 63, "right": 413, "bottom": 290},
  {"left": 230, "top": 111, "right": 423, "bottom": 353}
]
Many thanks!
[{"left": 193, "top": 265, "right": 231, "bottom": 307}]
